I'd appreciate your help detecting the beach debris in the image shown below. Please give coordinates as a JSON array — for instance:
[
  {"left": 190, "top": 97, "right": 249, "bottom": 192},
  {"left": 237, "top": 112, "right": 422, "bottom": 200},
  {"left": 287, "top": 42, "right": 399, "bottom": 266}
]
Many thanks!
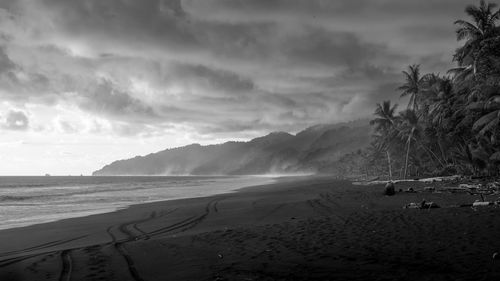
[
  {"left": 472, "top": 200, "right": 499, "bottom": 207},
  {"left": 478, "top": 184, "right": 500, "bottom": 194},
  {"left": 423, "top": 186, "right": 435, "bottom": 192},
  {"left": 459, "top": 183, "right": 480, "bottom": 191},
  {"left": 404, "top": 202, "right": 420, "bottom": 209},
  {"left": 354, "top": 175, "right": 462, "bottom": 186},
  {"left": 455, "top": 183, "right": 500, "bottom": 196},
  {"left": 443, "top": 187, "right": 470, "bottom": 193},
  {"left": 457, "top": 200, "right": 499, "bottom": 208},
  {"left": 488, "top": 182, "right": 500, "bottom": 190},
  {"left": 442, "top": 181, "right": 500, "bottom": 195},
  {"left": 422, "top": 201, "right": 440, "bottom": 209},
  {"left": 418, "top": 175, "right": 462, "bottom": 182},
  {"left": 405, "top": 187, "right": 416, "bottom": 193},
  {"left": 404, "top": 199, "right": 440, "bottom": 209},
  {"left": 384, "top": 181, "right": 395, "bottom": 196}
]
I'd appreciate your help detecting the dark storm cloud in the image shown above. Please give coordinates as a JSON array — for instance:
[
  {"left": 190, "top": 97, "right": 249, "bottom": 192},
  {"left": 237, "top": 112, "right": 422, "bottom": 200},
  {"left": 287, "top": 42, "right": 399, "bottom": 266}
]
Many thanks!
[
  {"left": 0, "top": 46, "right": 15, "bottom": 74},
  {"left": 184, "top": 0, "right": 473, "bottom": 18},
  {"left": 37, "top": 0, "right": 283, "bottom": 65},
  {"left": 77, "top": 79, "right": 159, "bottom": 121},
  {"left": 0, "top": 45, "right": 53, "bottom": 101},
  {"left": 0, "top": 0, "right": 18, "bottom": 11},
  {"left": 297, "top": 64, "right": 402, "bottom": 104},
  {"left": 36, "top": 0, "right": 392, "bottom": 67},
  {"left": 174, "top": 64, "right": 255, "bottom": 93},
  {"left": 0, "top": 0, "right": 475, "bottom": 137},
  {"left": 196, "top": 21, "right": 278, "bottom": 61},
  {"left": 38, "top": 0, "right": 197, "bottom": 52},
  {"left": 282, "top": 27, "right": 403, "bottom": 69}
]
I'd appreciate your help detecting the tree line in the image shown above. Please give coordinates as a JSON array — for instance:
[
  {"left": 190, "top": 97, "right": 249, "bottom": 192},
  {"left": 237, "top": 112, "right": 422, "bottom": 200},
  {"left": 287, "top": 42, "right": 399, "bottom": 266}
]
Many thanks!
[{"left": 367, "top": 0, "right": 500, "bottom": 179}]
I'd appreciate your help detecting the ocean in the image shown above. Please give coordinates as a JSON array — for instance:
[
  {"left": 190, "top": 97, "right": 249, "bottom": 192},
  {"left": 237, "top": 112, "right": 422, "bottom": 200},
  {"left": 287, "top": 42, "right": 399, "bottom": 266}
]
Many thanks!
[{"left": 0, "top": 176, "right": 274, "bottom": 230}]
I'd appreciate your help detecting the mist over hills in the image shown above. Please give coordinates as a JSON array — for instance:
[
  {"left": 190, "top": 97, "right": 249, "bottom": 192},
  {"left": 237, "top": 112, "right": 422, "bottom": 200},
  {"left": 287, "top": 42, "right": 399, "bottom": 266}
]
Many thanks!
[{"left": 92, "top": 120, "right": 372, "bottom": 176}]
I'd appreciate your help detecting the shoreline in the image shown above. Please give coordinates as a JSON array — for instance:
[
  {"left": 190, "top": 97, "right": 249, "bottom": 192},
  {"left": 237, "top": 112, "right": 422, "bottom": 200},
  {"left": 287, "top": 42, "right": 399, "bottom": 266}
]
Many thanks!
[
  {"left": 0, "top": 175, "right": 321, "bottom": 235},
  {"left": 1, "top": 176, "right": 500, "bottom": 280},
  {"left": 0, "top": 175, "right": 318, "bottom": 239},
  {"left": 0, "top": 175, "right": 277, "bottom": 231}
]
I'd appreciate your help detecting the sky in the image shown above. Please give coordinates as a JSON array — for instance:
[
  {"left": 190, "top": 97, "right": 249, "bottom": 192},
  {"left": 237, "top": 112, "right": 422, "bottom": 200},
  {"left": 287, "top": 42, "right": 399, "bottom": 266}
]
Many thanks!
[{"left": 0, "top": 0, "right": 475, "bottom": 175}]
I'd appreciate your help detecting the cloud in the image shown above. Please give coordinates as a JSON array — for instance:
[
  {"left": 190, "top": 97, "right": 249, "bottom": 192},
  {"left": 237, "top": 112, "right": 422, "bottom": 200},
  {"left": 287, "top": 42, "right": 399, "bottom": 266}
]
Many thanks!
[
  {"left": 76, "top": 79, "right": 158, "bottom": 121},
  {"left": 57, "top": 119, "right": 78, "bottom": 134},
  {"left": 35, "top": 0, "right": 197, "bottom": 57},
  {"left": 174, "top": 63, "right": 255, "bottom": 93},
  {"left": 0, "top": 46, "right": 15, "bottom": 74},
  {"left": 0, "top": 0, "right": 471, "bottom": 140},
  {"left": 2, "top": 110, "right": 29, "bottom": 130},
  {"left": 0, "top": 44, "right": 53, "bottom": 102}
]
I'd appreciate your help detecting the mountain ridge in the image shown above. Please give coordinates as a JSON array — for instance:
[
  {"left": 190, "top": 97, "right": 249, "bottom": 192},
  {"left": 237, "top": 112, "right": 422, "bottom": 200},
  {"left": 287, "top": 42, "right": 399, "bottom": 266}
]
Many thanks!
[{"left": 92, "top": 119, "right": 372, "bottom": 176}]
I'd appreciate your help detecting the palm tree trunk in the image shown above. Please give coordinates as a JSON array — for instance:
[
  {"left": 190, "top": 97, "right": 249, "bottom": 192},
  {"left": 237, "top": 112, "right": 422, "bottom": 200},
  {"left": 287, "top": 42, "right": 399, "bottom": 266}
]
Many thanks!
[
  {"left": 386, "top": 150, "right": 392, "bottom": 180},
  {"left": 404, "top": 136, "right": 411, "bottom": 180},
  {"left": 417, "top": 140, "right": 446, "bottom": 168},
  {"left": 438, "top": 139, "right": 447, "bottom": 162}
]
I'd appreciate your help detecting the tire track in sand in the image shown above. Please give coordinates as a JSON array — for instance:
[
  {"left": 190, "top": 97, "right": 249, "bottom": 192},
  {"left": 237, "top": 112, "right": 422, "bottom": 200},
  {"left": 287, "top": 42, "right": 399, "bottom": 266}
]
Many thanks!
[
  {"left": 0, "top": 200, "right": 213, "bottom": 279},
  {"left": 104, "top": 203, "right": 213, "bottom": 281},
  {"left": 0, "top": 235, "right": 88, "bottom": 258},
  {"left": 104, "top": 208, "right": 185, "bottom": 281},
  {"left": 107, "top": 224, "right": 147, "bottom": 281},
  {"left": 0, "top": 209, "right": 171, "bottom": 270},
  {"left": 58, "top": 250, "right": 72, "bottom": 281},
  {"left": 146, "top": 198, "right": 220, "bottom": 238}
]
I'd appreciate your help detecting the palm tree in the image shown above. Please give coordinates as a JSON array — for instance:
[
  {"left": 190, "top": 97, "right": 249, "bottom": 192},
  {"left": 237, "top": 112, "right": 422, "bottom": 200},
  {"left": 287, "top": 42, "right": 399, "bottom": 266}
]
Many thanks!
[
  {"left": 448, "top": 65, "right": 474, "bottom": 86},
  {"left": 362, "top": 1, "right": 500, "bottom": 178},
  {"left": 418, "top": 73, "right": 444, "bottom": 118},
  {"left": 468, "top": 89, "right": 500, "bottom": 145},
  {"left": 454, "top": 0, "right": 500, "bottom": 74},
  {"left": 398, "top": 64, "right": 428, "bottom": 110},
  {"left": 451, "top": 143, "right": 475, "bottom": 174},
  {"left": 426, "top": 76, "right": 455, "bottom": 161},
  {"left": 372, "top": 135, "right": 395, "bottom": 180},
  {"left": 370, "top": 101, "right": 398, "bottom": 179},
  {"left": 428, "top": 76, "right": 454, "bottom": 125},
  {"left": 370, "top": 101, "right": 398, "bottom": 132},
  {"left": 398, "top": 109, "right": 420, "bottom": 179}
]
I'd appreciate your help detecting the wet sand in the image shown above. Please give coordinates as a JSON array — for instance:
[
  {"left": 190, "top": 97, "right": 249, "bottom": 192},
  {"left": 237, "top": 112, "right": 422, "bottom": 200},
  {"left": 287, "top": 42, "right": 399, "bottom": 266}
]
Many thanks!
[{"left": 1, "top": 177, "right": 500, "bottom": 280}]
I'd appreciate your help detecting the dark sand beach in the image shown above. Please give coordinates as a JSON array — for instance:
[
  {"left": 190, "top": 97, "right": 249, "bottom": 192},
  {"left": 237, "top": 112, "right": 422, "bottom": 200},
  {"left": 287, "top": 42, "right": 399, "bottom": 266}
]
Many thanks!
[{"left": 1, "top": 177, "right": 500, "bottom": 281}]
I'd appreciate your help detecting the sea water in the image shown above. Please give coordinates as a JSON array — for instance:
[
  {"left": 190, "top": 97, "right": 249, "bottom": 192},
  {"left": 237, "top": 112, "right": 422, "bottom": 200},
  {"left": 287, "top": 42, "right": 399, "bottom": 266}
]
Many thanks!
[{"left": 0, "top": 176, "right": 274, "bottom": 230}]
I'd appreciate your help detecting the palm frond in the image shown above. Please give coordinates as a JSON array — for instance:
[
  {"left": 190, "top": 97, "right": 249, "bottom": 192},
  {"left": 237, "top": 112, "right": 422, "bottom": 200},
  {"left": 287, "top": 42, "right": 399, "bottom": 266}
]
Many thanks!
[
  {"left": 454, "top": 20, "right": 481, "bottom": 40},
  {"left": 479, "top": 116, "right": 499, "bottom": 135},
  {"left": 472, "top": 110, "right": 499, "bottom": 131}
]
